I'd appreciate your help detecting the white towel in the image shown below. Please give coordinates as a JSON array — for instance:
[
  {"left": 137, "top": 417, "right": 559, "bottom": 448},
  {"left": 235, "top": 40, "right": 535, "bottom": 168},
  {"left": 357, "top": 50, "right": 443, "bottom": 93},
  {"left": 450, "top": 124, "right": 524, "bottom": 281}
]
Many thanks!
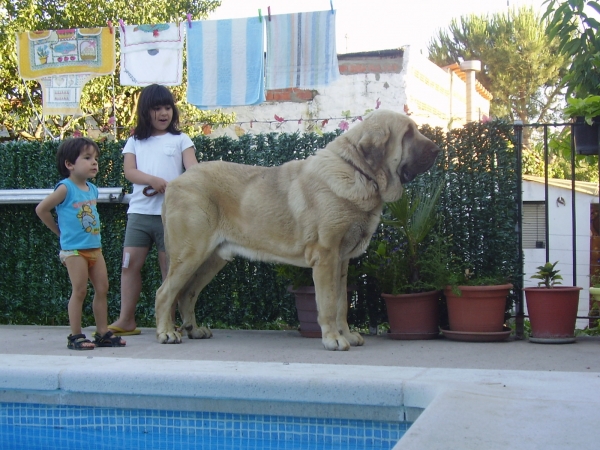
[
  {"left": 186, "top": 17, "right": 265, "bottom": 109},
  {"left": 120, "top": 22, "right": 185, "bottom": 86}
]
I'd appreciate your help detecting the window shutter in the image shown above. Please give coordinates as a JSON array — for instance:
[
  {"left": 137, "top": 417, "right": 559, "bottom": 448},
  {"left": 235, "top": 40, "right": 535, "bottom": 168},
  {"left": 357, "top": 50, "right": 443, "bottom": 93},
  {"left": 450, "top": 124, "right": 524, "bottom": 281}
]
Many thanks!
[{"left": 522, "top": 202, "right": 546, "bottom": 249}]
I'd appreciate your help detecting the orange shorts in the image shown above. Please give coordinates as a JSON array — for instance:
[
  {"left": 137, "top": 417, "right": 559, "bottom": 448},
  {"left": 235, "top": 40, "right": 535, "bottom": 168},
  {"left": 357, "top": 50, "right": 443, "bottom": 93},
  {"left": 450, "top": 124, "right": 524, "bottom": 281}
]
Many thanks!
[{"left": 59, "top": 248, "right": 102, "bottom": 268}]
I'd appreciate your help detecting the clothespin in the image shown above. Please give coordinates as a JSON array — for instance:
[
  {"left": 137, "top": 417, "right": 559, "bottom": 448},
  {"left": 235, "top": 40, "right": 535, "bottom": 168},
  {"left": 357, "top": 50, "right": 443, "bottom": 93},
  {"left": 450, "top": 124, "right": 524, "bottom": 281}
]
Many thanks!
[
  {"left": 330, "top": 0, "right": 334, "bottom": 14},
  {"left": 268, "top": 6, "right": 271, "bottom": 21},
  {"left": 258, "top": 9, "right": 262, "bottom": 22},
  {"left": 107, "top": 20, "right": 114, "bottom": 34},
  {"left": 187, "top": 13, "right": 192, "bottom": 28},
  {"left": 118, "top": 19, "right": 125, "bottom": 33}
]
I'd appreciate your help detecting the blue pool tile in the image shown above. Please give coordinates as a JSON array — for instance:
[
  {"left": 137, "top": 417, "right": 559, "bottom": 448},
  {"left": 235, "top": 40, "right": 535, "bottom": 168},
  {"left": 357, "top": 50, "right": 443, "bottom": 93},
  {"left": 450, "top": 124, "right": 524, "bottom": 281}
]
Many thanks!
[{"left": 1, "top": 402, "right": 410, "bottom": 450}]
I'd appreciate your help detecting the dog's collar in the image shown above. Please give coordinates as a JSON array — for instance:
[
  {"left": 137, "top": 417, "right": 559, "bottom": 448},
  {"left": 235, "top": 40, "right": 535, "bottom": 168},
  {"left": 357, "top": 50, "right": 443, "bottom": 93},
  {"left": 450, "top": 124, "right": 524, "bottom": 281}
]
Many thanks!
[{"left": 340, "top": 156, "right": 379, "bottom": 191}]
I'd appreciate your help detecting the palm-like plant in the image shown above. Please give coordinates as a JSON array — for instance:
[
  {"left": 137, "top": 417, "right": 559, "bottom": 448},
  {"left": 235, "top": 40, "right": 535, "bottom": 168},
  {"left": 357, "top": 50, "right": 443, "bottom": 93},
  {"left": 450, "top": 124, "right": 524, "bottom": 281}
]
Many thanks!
[
  {"left": 531, "top": 261, "right": 563, "bottom": 288},
  {"left": 368, "top": 180, "right": 447, "bottom": 294},
  {"left": 384, "top": 182, "right": 443, "bottom": 285}
]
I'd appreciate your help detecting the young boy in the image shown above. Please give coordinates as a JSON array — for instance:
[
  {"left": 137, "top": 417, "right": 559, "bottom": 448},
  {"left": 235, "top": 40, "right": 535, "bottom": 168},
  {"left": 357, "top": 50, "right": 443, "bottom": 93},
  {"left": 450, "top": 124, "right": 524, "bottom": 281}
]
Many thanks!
[{"left": 36, "top": 137, "right": 126, "bottom": 350}]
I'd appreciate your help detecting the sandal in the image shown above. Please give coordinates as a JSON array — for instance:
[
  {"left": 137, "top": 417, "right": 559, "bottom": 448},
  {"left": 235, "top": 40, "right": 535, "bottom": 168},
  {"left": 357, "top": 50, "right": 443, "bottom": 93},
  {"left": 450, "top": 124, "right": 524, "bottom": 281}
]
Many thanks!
[
  {"left": 67, "top": 333, "right": 95, "bottom": 350},
  {"left": 93, "top": 330, "right": 126, "bottom": 347}
]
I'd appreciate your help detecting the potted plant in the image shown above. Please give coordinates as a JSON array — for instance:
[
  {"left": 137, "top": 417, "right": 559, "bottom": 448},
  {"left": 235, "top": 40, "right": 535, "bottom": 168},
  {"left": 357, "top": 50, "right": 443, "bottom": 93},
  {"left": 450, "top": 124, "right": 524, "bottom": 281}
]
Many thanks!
[
  {"left": 274, "top": 265, "right": 320, "bottom": 337},
  {"left": 523, "top": 261, "right": 582, "bottom": 343},
  {"left": 563, "top": 95, "right": 600, "bottom": 155},
  {"left": 367, "top": 181, "right": 446, "bottom": 340},
  {"left": 545, "top": 1, "right": 600, "bottom": 154},
  {"left": 274, "top": 264, "right": 358, "bottom": 338},
  {"left": 442, "top": 268, "right": 513, "bottom": 341}
]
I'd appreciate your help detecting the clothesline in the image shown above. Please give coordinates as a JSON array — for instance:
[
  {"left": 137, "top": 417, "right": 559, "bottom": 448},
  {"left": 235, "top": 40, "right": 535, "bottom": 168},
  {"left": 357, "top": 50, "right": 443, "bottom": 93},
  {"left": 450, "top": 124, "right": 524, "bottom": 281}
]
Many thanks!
[
  {"left": 89, "top": 115, "right": 366, "bottom": 133},
  {"left": 18, "top": 6, "right": 341, "bottom": 139}
]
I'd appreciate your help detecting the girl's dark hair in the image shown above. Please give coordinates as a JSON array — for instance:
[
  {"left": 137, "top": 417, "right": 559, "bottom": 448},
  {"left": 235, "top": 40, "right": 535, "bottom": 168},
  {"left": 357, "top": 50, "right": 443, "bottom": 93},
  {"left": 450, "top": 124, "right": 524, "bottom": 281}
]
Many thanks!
[
  {"left": 133, "top": 84, "right": 181, "bottom": 140},
  {"left": 56, "top": 137, "right": 100, "bottom": 179}
]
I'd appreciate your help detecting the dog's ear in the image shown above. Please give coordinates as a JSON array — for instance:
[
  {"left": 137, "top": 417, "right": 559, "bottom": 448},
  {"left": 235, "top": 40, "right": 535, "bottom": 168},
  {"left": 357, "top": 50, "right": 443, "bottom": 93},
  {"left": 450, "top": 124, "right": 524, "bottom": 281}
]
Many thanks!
[{"left": 357, "top": 123, "right": 390, "bottom": 170}]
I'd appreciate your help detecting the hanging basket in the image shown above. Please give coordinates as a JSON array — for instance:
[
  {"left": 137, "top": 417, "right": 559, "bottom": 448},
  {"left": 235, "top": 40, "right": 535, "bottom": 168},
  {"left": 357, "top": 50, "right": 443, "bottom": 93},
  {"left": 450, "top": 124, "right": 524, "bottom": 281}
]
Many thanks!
[{"left": 573, "top": 116, "right": 600, "bottom": 155}]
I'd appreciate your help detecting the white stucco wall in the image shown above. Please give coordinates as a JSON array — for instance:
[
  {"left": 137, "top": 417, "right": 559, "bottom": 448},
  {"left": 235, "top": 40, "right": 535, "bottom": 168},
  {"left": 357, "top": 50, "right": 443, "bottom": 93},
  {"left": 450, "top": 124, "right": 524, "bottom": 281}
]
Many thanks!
[
  {"left": 522, "top": 180, "right": 596, "bottom": 327},
  {"left": 208, "top": 45, "right": 489, "bottom": 139},
  {"left": 404, "top": 49, "right": 463, "bottom": 129},
  {"left": 211, "top": 67, "right": 408, "bottom": 138}
]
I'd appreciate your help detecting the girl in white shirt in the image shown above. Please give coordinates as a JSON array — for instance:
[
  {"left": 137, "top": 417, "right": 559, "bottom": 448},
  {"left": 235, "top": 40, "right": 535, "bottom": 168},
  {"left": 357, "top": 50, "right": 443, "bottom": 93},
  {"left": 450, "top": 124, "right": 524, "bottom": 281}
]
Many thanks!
[{"left": 109, "top": 84, "right": 198, "bottom": 336}]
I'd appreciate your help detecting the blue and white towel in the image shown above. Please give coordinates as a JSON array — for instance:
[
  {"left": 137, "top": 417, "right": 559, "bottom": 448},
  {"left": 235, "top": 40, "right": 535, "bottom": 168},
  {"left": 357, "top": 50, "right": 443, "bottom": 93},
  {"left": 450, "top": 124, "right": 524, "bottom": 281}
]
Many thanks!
[
  {"left": 266, "top": 10, "right": 340, "bottom": 90},
  {"left": 120, "top": 22, "right": 185, "bottom": 86},
  {"left": 187, "top": 17, "right": 265, "bottom": 109}
]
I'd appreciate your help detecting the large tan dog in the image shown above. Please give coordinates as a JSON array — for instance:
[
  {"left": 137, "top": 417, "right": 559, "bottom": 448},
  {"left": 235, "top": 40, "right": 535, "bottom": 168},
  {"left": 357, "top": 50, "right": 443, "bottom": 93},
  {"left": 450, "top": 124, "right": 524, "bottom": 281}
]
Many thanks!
[{"left": 155, "top": 110, "right": 440, "bottom": 350}]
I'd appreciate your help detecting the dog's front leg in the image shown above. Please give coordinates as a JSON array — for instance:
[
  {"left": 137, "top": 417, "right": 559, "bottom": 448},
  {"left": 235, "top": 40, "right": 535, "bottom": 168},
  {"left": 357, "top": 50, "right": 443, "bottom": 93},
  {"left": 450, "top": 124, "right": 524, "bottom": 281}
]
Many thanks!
[
  {"left": 337, "top": 259, "right": 364, "bottom": 347},
  {"left": 313, "top": 255, "right": 350, "bottom": 351}
]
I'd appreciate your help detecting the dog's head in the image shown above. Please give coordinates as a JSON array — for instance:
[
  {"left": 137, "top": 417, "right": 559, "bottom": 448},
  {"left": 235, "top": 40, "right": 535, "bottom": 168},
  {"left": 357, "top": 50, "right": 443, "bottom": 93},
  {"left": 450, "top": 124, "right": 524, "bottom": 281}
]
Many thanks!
[{"left": 341, "top": 110, "right": 439, "bottom": 203}]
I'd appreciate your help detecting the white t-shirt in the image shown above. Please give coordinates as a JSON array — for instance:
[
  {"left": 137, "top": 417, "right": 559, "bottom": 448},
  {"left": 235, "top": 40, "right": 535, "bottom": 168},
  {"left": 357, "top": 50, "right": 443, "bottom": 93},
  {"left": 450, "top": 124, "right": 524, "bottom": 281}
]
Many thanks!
[{"left": 123, "top": 132, "right": 194, "bottom": 215}]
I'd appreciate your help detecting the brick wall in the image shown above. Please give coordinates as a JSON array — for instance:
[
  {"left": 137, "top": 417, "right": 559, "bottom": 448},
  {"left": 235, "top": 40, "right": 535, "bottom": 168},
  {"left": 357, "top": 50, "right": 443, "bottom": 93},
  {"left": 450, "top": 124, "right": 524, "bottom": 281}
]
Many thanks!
[
  {"left": 265, "top": 88, "right": 317, "bottom": 103},
  {"left": 264, "top": 50, "right": 403, "bottom": 104}
]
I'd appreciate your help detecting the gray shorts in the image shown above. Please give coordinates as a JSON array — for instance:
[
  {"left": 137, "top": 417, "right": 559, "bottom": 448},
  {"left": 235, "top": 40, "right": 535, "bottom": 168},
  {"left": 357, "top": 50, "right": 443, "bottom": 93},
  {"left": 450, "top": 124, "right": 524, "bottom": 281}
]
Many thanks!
[{"left": 123, "top": 214, "right": 165, "bottom": 252}]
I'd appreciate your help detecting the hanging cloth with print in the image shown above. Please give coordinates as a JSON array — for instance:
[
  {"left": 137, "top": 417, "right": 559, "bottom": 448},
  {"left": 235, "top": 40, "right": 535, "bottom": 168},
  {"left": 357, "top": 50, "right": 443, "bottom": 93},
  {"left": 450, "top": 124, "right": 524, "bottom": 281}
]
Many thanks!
[
  {"left": 16, "top": 27, "right": 115, "bottom": 116},
  {"left": 120, "top": 22, "right": 185, "bottom": 86}
]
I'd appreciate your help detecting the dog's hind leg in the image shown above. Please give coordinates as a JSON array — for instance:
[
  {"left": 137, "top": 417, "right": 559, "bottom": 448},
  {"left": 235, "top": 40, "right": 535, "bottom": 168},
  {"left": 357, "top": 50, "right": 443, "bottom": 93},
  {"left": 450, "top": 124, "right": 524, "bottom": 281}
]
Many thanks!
[
  {"left": 177, "top": 251, "right": 228, "bottom": 340},
  {"left": 156, "top": 241, "right": 212, "bottom": 344},
  {"left": 336, "top": 259, "right": 364, "bottom": 347}
]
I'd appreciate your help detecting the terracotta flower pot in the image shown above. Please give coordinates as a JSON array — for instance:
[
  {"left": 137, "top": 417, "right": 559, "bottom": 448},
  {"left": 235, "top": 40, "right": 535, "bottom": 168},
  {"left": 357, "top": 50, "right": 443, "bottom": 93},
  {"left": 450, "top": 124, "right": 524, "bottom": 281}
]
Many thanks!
[
  {"left": 289, "top": 286, "right": 321, "bottom": 338},
  {"left": 289, "top": 286, "right": 355, "bottom": 338},
  {"left": 524, "top": 286, "right": 581, "bottom": 343},
  {"left": 444, "top": 284, "right": 513, "bottom": 333},
  {"left": 381, "top": 291, "right": 440, "bottom": 340}
]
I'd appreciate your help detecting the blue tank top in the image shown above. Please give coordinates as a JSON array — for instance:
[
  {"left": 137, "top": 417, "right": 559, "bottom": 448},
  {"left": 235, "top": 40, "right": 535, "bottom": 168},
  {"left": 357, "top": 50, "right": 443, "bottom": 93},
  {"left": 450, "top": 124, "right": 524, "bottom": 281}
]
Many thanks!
[{"left": 55, "top": 179, "right": 102, "bottom": 250}]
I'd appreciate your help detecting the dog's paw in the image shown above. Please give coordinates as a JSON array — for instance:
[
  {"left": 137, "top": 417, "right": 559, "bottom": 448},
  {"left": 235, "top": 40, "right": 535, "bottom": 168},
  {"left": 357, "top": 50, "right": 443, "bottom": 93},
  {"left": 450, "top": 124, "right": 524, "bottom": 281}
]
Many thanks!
[
  {"left": 322, "top": 334, "right": 351, "bottom": 351},
  {"left": 186, "top": 326, "right": 213, "bottom": 339},
  {"left": 345, "top": 331, "right": 364, "bottom": 347},
  {"left": 156, "top": 330, "right": 182, "bottom": 344}
]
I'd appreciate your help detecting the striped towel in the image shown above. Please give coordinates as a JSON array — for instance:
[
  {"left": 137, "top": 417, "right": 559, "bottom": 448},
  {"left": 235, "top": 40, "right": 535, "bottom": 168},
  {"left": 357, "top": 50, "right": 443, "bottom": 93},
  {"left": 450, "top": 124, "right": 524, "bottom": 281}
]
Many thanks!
[
  {"left": 265, "top": 10, "right": 340, "bottom": 90},
  {"left": 120, "top": 22, "right": 185, "bottom": 86},
  {"left": 187, "top": 17, "right": 265, "bottom": 109}
]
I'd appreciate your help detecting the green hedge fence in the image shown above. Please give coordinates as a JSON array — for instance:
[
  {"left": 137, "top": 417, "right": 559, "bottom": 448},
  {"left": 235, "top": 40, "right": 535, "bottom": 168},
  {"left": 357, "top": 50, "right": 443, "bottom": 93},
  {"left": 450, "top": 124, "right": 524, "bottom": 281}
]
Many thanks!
[{"left": 0, "top": 121, "right": 519, "bottom": 330}]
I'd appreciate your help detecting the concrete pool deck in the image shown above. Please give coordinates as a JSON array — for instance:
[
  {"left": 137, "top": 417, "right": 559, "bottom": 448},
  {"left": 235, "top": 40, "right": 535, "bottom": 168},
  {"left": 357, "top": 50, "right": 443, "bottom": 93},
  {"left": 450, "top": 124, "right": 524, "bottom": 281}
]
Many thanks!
[{"left": 1, "top": 325, "right": 599, "bottom": 449}]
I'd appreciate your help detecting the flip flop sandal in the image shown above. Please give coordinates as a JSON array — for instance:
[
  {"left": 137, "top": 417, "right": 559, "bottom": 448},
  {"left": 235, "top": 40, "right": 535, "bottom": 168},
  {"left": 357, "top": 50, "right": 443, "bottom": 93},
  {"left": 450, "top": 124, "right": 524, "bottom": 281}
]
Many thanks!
[
  {"left": 67, "top": 333, "right": 95, "bottom": 350},
  {"left": 93, "top": 330, "right": 126, "bottom": 347}
]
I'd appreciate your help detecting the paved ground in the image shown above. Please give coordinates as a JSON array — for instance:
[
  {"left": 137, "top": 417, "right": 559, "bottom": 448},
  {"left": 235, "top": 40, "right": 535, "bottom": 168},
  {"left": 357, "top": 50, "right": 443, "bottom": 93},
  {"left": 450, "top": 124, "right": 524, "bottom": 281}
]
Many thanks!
[
  {"left": 2, "top": 325, "right": 600, "bottom": 450},
  {"left": 1, "top": 325, "right": 599, "bottom": 372}
]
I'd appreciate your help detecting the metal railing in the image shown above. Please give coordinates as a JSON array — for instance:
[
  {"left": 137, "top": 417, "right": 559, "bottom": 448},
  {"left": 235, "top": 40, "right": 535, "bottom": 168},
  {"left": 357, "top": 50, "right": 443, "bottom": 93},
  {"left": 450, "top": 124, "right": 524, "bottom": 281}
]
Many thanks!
[
  {"left": 513, "top": 121, "right": 600, "bottom": 337},
  {"left": 0, "top": 187, "right": 129, "bottom": 204}
]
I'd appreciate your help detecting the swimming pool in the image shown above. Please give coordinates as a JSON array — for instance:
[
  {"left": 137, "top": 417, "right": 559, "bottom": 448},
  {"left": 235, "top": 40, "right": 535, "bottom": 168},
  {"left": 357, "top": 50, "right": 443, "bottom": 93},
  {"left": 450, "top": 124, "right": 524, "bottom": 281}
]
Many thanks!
[{"left": 1, "top": 402, "right": 410, "bottom": 450}]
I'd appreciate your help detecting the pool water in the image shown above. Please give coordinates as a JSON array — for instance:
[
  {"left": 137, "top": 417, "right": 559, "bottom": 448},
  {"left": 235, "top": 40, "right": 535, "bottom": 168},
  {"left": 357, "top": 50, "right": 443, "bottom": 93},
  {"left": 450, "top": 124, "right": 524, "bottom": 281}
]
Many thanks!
[{"left": 1, "top": 402, "right": 410, "bottom": 450}]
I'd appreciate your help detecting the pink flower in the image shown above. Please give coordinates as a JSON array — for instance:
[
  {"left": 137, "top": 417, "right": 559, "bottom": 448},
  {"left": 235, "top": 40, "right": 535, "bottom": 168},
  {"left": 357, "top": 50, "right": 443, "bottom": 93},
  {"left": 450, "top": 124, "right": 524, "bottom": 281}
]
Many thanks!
[
  {"left": 338, "top": 120, "right": 349, "bottom": 131},
  {"left": 274, "top": 114, "right": 285, "bottom": 123},
  {"left": 108, "top": 116, "right": 116, "bottom": 125},
  {"left": 375, "top": 98, "right": 381, "bottom": 109},
  {"left": 73, "top": 130, "right": 82, "bottom": 138}
]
